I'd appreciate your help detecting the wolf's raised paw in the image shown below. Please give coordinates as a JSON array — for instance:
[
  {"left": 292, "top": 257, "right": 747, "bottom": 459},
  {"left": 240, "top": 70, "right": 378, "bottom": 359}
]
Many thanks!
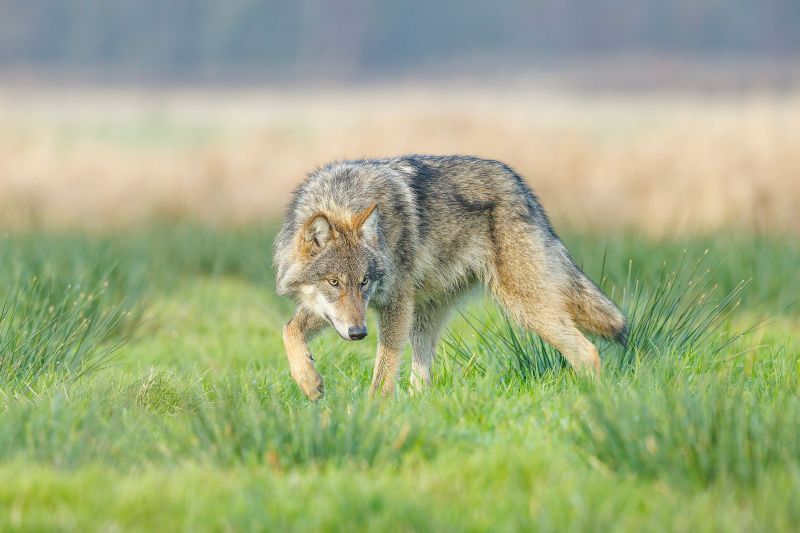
[{"left": 293, "top": 367, "right": 324, "bottom": 400}]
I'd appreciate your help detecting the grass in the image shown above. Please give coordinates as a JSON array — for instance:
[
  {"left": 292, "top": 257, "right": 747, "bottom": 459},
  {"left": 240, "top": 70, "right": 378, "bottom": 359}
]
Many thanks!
[{"left": 0, "top": 226, "right": 798, "bottom": 531}]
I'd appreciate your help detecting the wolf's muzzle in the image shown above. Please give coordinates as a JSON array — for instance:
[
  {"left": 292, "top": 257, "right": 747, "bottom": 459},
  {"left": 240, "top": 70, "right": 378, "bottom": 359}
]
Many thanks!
[{"left": 348, "top": 326, "right": 367, "bottom": 340}]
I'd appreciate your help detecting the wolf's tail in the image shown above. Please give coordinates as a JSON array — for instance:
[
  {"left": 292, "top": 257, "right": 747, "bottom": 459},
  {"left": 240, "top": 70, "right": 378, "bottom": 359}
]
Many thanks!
[{"left": 567, "top": 270, "right": 629, "bottom": 346}]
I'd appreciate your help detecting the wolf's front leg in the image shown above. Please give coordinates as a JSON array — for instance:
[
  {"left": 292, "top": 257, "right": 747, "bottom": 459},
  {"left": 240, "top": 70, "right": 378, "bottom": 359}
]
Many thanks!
[
  {"left": 369, "top": 297, "right": 414, "bottom": 397},
  {"left": 283, "top": 308, "right": 328, "bottom": 400}
]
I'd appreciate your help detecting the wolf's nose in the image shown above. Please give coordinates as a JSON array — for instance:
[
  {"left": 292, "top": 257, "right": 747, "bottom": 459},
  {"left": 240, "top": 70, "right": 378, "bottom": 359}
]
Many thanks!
[{"left": 348, "top": 326, "right": 367, "bottom": 340}]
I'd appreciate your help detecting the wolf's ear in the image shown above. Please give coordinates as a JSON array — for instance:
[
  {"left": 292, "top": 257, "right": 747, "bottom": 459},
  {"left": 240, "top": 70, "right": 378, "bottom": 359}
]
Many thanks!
[
  {"left": 354, "top": 204, "right": 379, "bottom": 241},
  {"left": 302, "top": 213, "right": 333, "bottom": 251}
]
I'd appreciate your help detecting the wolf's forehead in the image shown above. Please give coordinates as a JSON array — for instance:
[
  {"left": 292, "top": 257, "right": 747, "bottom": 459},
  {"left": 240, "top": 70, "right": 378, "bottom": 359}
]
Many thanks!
[{"left": 313, "top": 246, "right": 370, "bottom": 273}]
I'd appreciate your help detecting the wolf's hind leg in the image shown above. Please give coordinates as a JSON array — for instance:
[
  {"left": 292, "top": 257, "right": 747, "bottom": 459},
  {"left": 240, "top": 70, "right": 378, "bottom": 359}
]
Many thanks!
[
  {"left": 494, "top": 285, "right": 601, "bottom": 375},
  {"left": 370, "top": 297, "right": 414, "bottom": 397},
  {"left": 410, "top": 302, "right": 451, "bottom": 393},
  {"left": 488, "top": 226, "right": 602, "bottom": 376},
  {"left": 530, "top": 318, "right": 601, "bottom": 375},
  {"left": 493, "top": 280, "right": 602, "bottom": 375},
  {"left": 283, "top": 307, "right": 328, "bottom": 400}
]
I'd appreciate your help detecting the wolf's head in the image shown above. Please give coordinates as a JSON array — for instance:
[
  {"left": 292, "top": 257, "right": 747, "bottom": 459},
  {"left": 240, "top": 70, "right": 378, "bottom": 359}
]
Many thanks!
[{"left": 276, "top": 204, "right": 385, "bottom": 340}]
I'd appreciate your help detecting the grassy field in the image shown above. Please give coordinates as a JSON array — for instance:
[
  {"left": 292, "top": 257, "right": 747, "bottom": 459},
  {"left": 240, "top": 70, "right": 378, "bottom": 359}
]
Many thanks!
[
  {"left": 0, "top": 225, "right": 798, "bottom": 531},
  {"left": 0, "top": 88, "right": 798, "bottom": 530}
]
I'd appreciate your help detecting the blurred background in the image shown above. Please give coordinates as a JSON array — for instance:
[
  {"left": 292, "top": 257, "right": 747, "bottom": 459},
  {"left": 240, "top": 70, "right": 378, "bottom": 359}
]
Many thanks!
[{"left": 1, "top": 0, "right": 798, "bottom": 234}]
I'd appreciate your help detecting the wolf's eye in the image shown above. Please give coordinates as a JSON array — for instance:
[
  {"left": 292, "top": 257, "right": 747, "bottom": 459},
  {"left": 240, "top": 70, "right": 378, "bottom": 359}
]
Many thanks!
[
  {"left": 328, "top": 279, "right": 339, "bottom": 287},
  {"left": 360, "top": 276, "right": 369, "bottom": 286}
]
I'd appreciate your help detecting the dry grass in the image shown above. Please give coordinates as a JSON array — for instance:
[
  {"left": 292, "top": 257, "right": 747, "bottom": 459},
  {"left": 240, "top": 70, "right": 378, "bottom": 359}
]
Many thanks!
[{"left": 1, "top": 86, "right": 798, "bottom": 234}]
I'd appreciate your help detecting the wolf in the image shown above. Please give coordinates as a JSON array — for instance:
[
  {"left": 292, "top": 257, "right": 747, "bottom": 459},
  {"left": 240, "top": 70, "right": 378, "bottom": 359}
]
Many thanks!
[{"left": 273, "top": 155, "right": 627, "bottom": 400}]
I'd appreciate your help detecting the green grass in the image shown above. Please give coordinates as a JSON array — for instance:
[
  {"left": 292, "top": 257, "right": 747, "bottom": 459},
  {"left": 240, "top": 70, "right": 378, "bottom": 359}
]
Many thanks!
[{"left": 0, "top": 226, "right": 798, "bottom": 531}]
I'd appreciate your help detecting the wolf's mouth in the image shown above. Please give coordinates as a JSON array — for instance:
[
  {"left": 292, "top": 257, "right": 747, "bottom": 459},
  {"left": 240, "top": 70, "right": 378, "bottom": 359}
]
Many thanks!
[{"left": 324, "top": 313, "right": 351, "bottom": 340}]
